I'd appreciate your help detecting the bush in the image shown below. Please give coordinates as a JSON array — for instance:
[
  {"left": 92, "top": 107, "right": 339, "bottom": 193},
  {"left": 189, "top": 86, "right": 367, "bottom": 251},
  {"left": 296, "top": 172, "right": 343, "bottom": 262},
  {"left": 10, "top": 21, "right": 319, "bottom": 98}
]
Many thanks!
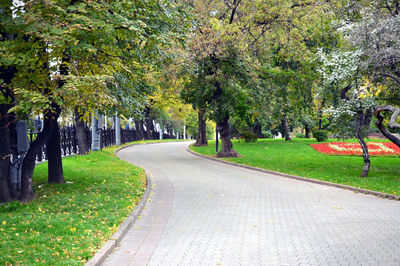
[
  {"left": 240, "top": 131, "right": 258, "bottom": 142},
  {"left": 313, "top": 130, "right": 329, "bottom": 142},
  {"left": 296, "top": 133, "right": 306, "bottom": 138},
  {"left": 262, "top": 130, "right": 273, "bottom": 138}
]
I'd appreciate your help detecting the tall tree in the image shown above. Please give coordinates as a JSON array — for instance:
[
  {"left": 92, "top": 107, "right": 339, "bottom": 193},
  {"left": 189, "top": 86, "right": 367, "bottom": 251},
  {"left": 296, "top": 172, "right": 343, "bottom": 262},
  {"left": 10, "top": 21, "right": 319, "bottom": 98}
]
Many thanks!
[
  {"left": 183, "top": 0, "right": 254, "bottom": 157},
  {"left": 1, "top": 0, "right": 192, "bottom": 201},
  {"left": 346, "top": 0, "right": 400, "bottom": 147}
]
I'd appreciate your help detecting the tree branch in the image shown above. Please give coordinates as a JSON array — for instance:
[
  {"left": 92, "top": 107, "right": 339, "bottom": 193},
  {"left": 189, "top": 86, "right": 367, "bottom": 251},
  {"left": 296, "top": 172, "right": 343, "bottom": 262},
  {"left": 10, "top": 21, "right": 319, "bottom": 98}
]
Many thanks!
[
  {"left": 382, "top": 72, "right": 400, "bottom": 85},
  {"left": 374, "top": 105, "right": 400, "bottom": 148},
  {"left": 340, "top": 84, "right": 352, "bottom": 101},
  {"left": 291, "top": 2, "right": 313, "bottom": 9},
  {"left": 229, "top": 0, "right": 242, "bottom": 24}
]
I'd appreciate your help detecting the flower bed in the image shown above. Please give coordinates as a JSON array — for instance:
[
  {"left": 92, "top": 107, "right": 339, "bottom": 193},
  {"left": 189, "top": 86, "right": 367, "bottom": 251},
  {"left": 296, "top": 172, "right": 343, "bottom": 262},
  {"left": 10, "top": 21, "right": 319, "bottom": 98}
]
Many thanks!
[{"left": 311, "top": 142, "right": 400, "bottom": 156}]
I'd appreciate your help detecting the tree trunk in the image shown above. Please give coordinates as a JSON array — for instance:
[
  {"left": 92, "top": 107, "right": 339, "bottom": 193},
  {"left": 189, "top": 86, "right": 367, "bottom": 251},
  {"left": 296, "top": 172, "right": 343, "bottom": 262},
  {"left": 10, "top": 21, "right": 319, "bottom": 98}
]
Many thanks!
[
  {"left": 216, "top": 117, "right": 240, "bottom": 158},
  {"left": 281, "top": 116, "right": 292, "bottom": 141},
  {"left": 253, "top": 124, "right": 263, "bottom": 138},
  {"left": 47, "top": 121, "right": 64, "bottom": 183},
  {"left": 194, "top": 109, "right": 208, "bottom": 146},
  {"left": 134, "top": 120, "right": 140, "bottom": 139},
  {"left": 74, "top": 108, "right": 89, "bottom": 155},
  {"left": 20, "top": 114, "right": 54, "bottom": 202},
  {"left": 0, "top": 51, "right": 16, "bottom": 202},
  {"left": 305, "top": 126, "right": 310, "bottom": 139},
  {"left": 144, "top": 107, "right": 154, "bottom": 140},
  {"left": 355, "top": 110, "right": 370, "bottom": 177},
  {"left": 47, "top": 51, "right": 69, "bottom": 183},
  {"left": 135, "top": 119, "right": 145, "bottom": 140},
  {"left": 0, "top": 110, "right": 12, "bottom": 203}
]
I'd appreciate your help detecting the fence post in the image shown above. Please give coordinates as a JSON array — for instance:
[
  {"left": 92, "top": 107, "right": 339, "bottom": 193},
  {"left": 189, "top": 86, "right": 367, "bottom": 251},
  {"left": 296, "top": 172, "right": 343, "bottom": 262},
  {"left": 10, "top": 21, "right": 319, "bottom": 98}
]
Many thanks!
[
  {"left": 91, "top": 111, "right": 102, "bottom": 151},
  {"left": 115, "top": 114, "right": 121, "bottom": 146}
]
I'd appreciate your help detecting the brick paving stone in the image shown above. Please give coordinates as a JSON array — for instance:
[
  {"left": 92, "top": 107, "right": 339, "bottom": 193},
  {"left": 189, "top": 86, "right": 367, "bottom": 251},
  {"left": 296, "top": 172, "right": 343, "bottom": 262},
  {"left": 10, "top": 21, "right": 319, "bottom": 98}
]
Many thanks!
[{"left": 103, "top": 142, "right": 400, "bottom": 266}]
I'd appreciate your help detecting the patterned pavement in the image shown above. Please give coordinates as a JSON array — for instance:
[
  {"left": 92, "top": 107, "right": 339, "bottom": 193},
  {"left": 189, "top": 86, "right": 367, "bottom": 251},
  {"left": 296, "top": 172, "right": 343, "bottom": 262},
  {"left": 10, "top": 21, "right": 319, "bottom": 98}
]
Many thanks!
[{"left": 103, "top": 142, "right": 400, "bottom": 266}]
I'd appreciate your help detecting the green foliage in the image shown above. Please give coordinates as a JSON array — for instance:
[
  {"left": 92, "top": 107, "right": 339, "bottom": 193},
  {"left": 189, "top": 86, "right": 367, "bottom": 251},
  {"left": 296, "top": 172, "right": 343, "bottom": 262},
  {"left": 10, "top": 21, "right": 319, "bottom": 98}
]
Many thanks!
[
  {"left": 262, "top": 130, "right": 274, "bottom": 138},
  {"left": 313, "top": 130, "right": 330, "bottom": 142},
  {"left": 1, "top": 0, "right": 192, "bottom": 120},
  {"left": 240, "top": 131, "right": 258, "bottom": 143},
  {"left": 206, "top": 121, "right": 216, "bottom": 140},
  {"left": 185, "top": 111, "right": 215, "bottom": 140},
  {"left": 296, "top": 133, "right": 306, "bottom": 138},
  {"left": 298, "top": 114, "right": 316, "bottom": 129},
  {"left": 191, "top": 139, "right": 400, "bottom": 195}
]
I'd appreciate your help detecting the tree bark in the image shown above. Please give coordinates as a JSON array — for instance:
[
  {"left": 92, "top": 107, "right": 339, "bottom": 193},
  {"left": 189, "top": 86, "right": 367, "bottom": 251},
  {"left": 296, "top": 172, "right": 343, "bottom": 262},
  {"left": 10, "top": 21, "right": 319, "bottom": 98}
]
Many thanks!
[
  {"left": 305, "top": 126, "right": 310, "bottom": 138},
  {"left": 135, "top": 119, "right": 145, "bottom": 140},
  {"left": 194, "top": 109, "right": 208, "bottom": 146},
  {"left": 46, "top": 51, "right": 69, "bottom": 184},
  {"left": 20, "top": 114, "right": 54, "bottom": 202},
  {"left": 0, "top": 49, "right": 16, "bottom": 202},
  {"left": 74, "top": 108, "right": 89, "bottom": 155},
  {"left": 253, "top": 123, "right": 263, "bottom": 138},
  {"left": 47, "top": 120, "right": 64, "bottom": 183},
  {"left": 375, "top": 105, "right": 400, "bottom": 148},
  {"left": 355, "top": 110, "right": 370, "bottom": 177},
  {"left": 144, "top": 107, "right": 154, "bottom": 140},
  {"left": 216, "top": 117, "right": 240, "bottom": 158},
  {"left": 0, "top": 110, "right": 13, "bottom": 203},
  {"left": 281, "top": 116, "right": 292, "bottom": 141}
]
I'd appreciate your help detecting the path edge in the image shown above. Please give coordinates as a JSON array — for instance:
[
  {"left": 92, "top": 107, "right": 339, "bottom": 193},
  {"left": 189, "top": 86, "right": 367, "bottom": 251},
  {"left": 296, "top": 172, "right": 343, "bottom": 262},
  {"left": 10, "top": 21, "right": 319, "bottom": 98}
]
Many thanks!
[
  {"left": 85, "top": 143, "right": 153, "bottom": 266},
  {"left": 187, "top": 148, "right": 400, "bottom": 201}
]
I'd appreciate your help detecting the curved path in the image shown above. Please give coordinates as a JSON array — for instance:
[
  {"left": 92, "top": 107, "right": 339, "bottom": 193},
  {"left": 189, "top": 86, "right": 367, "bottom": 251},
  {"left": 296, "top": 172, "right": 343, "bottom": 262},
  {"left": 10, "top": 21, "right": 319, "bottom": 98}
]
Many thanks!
[{"left": 103, "top": 142, "right": 400, "bottom": 266}]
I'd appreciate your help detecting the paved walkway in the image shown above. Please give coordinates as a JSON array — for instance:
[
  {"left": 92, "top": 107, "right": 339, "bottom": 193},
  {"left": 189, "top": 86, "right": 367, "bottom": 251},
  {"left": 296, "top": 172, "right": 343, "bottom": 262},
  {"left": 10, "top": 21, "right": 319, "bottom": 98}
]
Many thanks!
[{"left": 103, "top": 142, "right": 400, "bottom": 266}]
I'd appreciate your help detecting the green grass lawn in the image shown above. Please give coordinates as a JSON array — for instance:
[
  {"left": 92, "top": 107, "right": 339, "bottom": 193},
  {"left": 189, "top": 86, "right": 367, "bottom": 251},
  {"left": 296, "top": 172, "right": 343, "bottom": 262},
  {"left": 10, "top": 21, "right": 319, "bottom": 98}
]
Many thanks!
[
  {"left": 0, "top": 143, "right": 148, "bottom": 265},
  {"left": 191, "top": 138, "right": 400, "bottom": 195}
]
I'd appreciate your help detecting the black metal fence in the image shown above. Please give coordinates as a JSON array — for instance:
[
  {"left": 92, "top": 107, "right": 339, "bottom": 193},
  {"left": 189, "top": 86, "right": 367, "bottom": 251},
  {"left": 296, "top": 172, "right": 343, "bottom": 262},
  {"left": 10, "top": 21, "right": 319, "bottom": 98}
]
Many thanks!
[
  {"left": 121, "top": 129, "right": 137, "bottom": 144},
  {"left": 28, "top": 126, "right": 138, "bottom": 162},
  {"left": 101, "top": 129, "right": 116, "bottom": 148}
]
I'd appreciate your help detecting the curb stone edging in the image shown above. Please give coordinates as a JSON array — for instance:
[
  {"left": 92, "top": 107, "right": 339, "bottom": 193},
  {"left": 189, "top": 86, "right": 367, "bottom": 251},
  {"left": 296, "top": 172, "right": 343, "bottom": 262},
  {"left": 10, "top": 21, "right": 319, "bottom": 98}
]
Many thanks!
[
  {"left": 85, "top": 144, "right": 153, "bottom": 266},
  {"left": 187, "top": 147, "right": 400, "bottom": 201},
  {"left": 85, "top": 172, "right": 152, "bottom": 266}
]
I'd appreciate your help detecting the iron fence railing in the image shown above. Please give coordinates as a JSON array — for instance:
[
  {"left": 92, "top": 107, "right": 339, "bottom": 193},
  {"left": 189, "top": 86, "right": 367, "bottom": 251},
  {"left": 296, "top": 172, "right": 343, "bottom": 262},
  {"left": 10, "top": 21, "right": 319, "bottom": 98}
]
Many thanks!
[{"left": 28, "top": 126, "right": 138, "bottom": 162}]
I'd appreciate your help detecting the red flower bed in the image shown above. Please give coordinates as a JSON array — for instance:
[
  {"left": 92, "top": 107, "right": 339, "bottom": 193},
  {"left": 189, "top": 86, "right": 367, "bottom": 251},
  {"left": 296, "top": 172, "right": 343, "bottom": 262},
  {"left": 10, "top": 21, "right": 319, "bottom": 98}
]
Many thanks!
[{"left": 311, "top": 142, "right": 400, "bottom": 156}]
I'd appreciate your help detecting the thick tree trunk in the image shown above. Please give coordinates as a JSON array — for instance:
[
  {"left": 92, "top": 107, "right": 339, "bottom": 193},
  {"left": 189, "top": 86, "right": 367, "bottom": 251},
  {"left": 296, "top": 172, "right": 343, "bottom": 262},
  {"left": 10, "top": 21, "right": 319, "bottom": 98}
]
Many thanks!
[
  {"left": 216, "top": 117, "right": 240, "bottom": 158},
  {"left": 47, "top": 51, "right": 69, "bottom": 183},
  {"left": 355, "top": 110, "right": 370, "bottom": 177},
  {"left": 74, "top": 108, "right": 89, "bottom": 155},
  {"left": 0, "top": 112, "right": 12, "bottom": 203},
  {"left": 47, "top": 121, "right": 64, "bottom": 183},
  {"left": 135, "top": 119, "right": 145, "bottom": 140},
  {"left": 0, "top": 53, "right": 16, "bottom": 202},
  {"left": 253, "top": 124, "right": 263, "bottom": 138},
  {"left": 144, "top": 107, "right": 154, "bottom": 140},
  {"left": 305, "top": 126, "right": 310, "bottom": 139},
  {"left": 20, "top": 115, "right": 54, "bottom": 202},
  {"left": 281, "top": 116, "right": 291, "bottom": 141},
  {"left": 194, "top": 109, "right": 208, "bottom": 147}
]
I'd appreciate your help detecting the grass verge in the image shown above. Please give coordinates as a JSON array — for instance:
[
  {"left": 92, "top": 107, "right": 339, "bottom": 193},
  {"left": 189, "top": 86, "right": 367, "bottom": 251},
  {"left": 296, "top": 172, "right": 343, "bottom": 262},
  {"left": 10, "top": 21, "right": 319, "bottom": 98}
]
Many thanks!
[
  {"left": 191, "top": 138, "right": 400, "bottom": 195},
  {"left": 0, "top": 142, "right": 149, "bottom": 265}
]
